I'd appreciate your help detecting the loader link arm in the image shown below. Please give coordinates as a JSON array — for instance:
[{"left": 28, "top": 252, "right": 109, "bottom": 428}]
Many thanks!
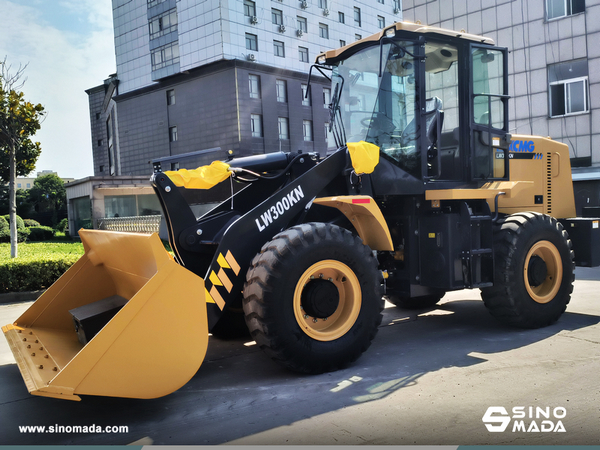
[
  {"left": 203, "top": 150, "right": 348, "bottom": 329},
  {"left": 152, "top": 172, "right": 288, "bottom": 276}
]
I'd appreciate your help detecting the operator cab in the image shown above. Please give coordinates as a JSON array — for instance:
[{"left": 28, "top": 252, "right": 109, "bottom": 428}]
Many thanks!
[{"left": 319, "top": 23, "right": 510, "bottom": 194}]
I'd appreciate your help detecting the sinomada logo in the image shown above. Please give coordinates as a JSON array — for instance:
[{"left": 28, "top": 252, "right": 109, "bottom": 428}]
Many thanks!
[{"left": 482, "top": 406, "right": 567, "bottom": 433}]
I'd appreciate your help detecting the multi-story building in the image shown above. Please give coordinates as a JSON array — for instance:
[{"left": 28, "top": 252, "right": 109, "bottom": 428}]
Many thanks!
[
  {"left": 403, "top": 0, "right": 600, "bottom": 214},
  {"left": 87, "top": 0, "right": 402, "bottom": 177},
  {"left": 75, "top": 0, "right": 401, "bottom": 232},
  {"left": 10, "top": 171, "right": 76, "bottom": 190}
]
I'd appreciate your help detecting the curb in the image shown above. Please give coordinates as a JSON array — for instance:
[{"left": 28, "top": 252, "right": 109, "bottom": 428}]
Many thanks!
[{"left": 0, "top": 290, "right": 45, "bottom": 304}]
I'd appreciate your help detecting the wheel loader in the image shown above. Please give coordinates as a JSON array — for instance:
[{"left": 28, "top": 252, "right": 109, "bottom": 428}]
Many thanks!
[{"left": 4, "top": 22, "right": 599, "bottom": 401}]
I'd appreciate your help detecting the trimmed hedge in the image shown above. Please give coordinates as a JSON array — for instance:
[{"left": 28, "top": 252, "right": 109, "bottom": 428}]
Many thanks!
[
  {"left": 0, "top": 255, "right": 81, "bottom": 292},
  {"left": 27, "top": 226, "right": 56, "bottom": 242},
  {"left": 0, "top": 241, "right": 84, "bottom": 293}
]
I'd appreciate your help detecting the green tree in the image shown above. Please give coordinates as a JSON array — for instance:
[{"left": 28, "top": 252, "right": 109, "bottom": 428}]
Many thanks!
[
  {"left": 0, "top": 138, "right": 41, "bottom": 182},
  {"left": 0, "top": 58, "right": 45, "bottom": 257},
  {"left": 28, "top": 173, "right": 66, "bottom": 225},
  {"left": 0, "top": 185, "right": 32, "bottom": 216}
]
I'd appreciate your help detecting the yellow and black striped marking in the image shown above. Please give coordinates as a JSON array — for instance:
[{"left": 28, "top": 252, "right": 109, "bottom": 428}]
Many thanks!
[{"left": 205, "top": 250, "right": 241, "bottom": 310}]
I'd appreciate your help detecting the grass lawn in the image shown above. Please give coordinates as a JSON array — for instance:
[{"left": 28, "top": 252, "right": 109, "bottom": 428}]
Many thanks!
[{"left": 0, "top": 240, "right": 84, "bottom": 261}]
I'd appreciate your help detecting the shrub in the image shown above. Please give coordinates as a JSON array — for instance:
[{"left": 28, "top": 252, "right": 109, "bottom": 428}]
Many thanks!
[
  {"left": 54, "top": 218, "right": 68, "bottom": 233},
  {"left": 0, "top": 241, "right": 84, "bottom": 293},
  {"left": 0, "top": 255, "right": 80, "bottom": 292},
  {"left": 24, "top": 219, "right": 41, "bottom": 227},
  {"left": 27, "top": 226, "right": 56, "bottom": 242},
  {"left": 0, "top": 216, "right": 29, "bottom": 243},
  {"left": 2, "top": 214, "right": 25, "bottom": 229}
]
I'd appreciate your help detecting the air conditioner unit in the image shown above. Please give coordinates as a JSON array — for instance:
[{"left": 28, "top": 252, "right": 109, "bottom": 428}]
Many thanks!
[
  {"left": 250, "top": 15, "right": 258, "bottom": 24},
  {"left": 296, "top": 29, "right": 304, "bottom": 37},
  {"left": 279, "top": 24, "right": 286, "bottom": 32},
  {"left": 323, "top": 8, "right": 330, "bottom": 16},
  {"left": 300, "top": 0, "right": 308, "bottom": 9},
  {"left": 247, "top": 53, "right": 256, "bottom": 61}
]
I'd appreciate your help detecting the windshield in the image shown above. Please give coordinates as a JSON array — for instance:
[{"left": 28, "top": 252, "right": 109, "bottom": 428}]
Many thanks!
[{"left": 330, "top": 41, "right": 420, "bottom": 176}]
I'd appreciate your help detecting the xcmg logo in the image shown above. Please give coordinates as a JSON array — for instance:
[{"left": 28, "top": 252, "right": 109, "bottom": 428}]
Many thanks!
[
  {"left": 482, "top": 406, "right": 567, "bottom": 433},
  {"left": 509, "top": 140, "right": 535, "bottom": 152}
]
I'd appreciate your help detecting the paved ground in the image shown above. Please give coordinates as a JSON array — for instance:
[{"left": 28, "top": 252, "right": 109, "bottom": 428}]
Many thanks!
[{"left": 1, "top": 267, "right": 599, "bottom": 445}]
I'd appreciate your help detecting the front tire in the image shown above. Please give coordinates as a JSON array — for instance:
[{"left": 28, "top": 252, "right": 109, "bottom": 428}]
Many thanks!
[
  {"left": 481, "top": 212, "right": 574, "bottom": 328},
  {"left": 243, "top": 223, "right": 384, "bottom": 373}
]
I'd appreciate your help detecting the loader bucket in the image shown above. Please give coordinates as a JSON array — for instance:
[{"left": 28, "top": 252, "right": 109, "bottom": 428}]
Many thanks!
[{"left": 2, "top": 230, "right": 209, "bottom": 401}]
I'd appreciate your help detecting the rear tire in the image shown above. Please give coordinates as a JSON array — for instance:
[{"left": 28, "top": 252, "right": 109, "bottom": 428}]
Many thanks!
[
  {"left": 481, "top": 212, "right": 574, "bottom": 328},
  {"left": 243, "top": 223, "right": 384, "bottom": 373}
]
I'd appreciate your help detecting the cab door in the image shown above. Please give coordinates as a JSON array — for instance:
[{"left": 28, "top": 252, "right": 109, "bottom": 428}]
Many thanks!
[{"left": 470, "top": 45, "right": 511, "bottom": 180}]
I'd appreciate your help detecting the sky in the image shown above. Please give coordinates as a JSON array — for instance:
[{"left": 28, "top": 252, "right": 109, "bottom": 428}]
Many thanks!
[{"left": 0, "top": 0, "right": 116, "bottom": 179}]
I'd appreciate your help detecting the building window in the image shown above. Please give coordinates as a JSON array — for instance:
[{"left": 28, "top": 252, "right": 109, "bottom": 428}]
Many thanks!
[
  {"left": 244, "top": 0, "right": 256, "bottom": 17},
  {"left": 246, "top": 33, "right": 258, "bottom": 51},
  {"left": 249, "top": 74, "right": 261, "bottom": 99},
  {"left": 548, "top": 59, "right": 589, "bottom": 117},
  {"left": 149, "top": 9, "right": 178, "bottom": 39},
  {"left": 276, "top": 79, "right": 287, "bottom": 102},
  {"left": 167, "top": 89, "right": 175, "bottom": 105},
  {"left": 319, "top": 23, "right": 329, "bottom": 39},
  {"left": 17, "top": 183, "right": 21, "bottom": 188},
  {"left": 546, "top": 0, "right": 585, "bottom": 20},
  {"left": 278, "top": 117, "right": 289, "bottom": 140},
  {"left": 378, "top": 0, "right": 384, "bottom": 3},
  {"left": 151, "top": 42, "right": 180, "bottom": 70},
  {"left": 354, "top": 7, "right": 361, "bottom": 27},
  {"left": 299, "top": 46, "right": 309, "bottom": 62},
  {"left": 303, "top": 120, "right": 313, "bottom": 141},
  {"left": 251, "top": 114, "right": 263, "bottom": 137},
  {"left": 97, "top": 139, "right": 102, "bottom": 147},
  {"left": 340, "top": 39, "right": 346, "bottom": 47},
  {"left": 301, "top": 84, "right": 311, "bottom": 106},
  {"left": 274, "top": 40, "right": 285, "bottom": 57},
  {"left": 378, "top": 15, "right": 385, "bottom": 29},
  {"left": 323, "top": 87, "right": 331, "bottom": 107},
  {"left": 148, "top": 0, "right": 167, "bottom": 7},
  {"left": 95, "top": 112, "right": 100, "bottom": 120},
  {"left": 355, "top": 34, "right": 362, "bottom": 41},
  {"left": 170, "top": 162, "right": 180, "bottom": 171},
  {"left": 99, "top": 165, "right": 104, "bottom": 172},
  {"left": 318, "top": 0, "right": 327, "bottom": 8},
  {"left": 169, "top": 126, "right": 178, "bottom": 142},
  {"left": 272, "top": 8, "right": 283, "bottom": 25},
  {"left": 338, "top": 11, "right": 345, "bottom": 23},
  {"left": 297, "top": 16, "right": 307, "bottom": 33}
]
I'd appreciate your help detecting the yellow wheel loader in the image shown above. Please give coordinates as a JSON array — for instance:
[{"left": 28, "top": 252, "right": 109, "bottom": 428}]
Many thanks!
[{"left": 4, "top": 22, "right": 598, "bottom": 400}]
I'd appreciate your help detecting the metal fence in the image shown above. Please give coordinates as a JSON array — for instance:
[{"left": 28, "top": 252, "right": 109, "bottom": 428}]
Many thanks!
[{"left": 97, "top": 215, "right": 161, "bottom": 234}]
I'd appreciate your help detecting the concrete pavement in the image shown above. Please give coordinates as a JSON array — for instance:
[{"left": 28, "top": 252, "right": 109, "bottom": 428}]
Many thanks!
[{"left": 0, "top": 267, "right": 599, "bottom": 445}]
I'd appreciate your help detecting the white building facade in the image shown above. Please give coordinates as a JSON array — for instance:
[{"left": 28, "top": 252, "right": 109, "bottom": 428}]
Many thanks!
[{"left": 113, "top": 0, "right": 402, "bottom": 94}]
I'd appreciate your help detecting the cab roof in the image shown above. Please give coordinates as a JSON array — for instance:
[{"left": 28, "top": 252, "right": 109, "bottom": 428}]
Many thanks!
[{"left": 317, "top": 21, "right": 495, "bottom": 63}]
